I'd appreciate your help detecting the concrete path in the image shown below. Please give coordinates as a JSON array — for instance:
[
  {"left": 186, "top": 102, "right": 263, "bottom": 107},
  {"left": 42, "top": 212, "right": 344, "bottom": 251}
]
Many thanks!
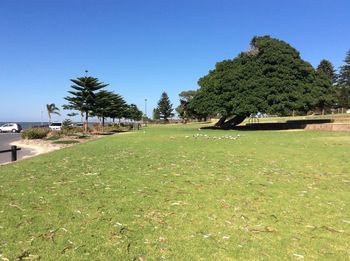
[{"left": 0, "top": 133, "right": 35, "bottom": 164}]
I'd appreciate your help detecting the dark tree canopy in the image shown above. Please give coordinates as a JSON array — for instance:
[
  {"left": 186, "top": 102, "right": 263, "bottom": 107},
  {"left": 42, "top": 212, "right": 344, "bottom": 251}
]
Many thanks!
[
  {"left": 189, "top": 36, "right": 333, "bottom": 128},
  {"left": 92, "top": 90, "right": 127, "bottom": 126},
  {"left": 125, "top": 104, "right": 143, "bottom": 121},
  {"left": 317, "top": 59, "right": 337, "bottom": 84},
  {"left": 64, "top": 76, "right": 108, "bottom": 131},
  {"left": 176, "top": 90, "right": 199, "bottom": 122},
  {"left": 63, "top": 75, "right": 143, "bottom": 127},
  {"left": 153, "top": 108, "right": 161, "bottom": 120},
  {"left": 337, "top": 49, "right": 350, "bottom": 109},
  {"left": 315, "top": 60, "right": 337, "bottom": 113},
  {"left": 92, "top": 90, "right": 114, "bottom": 123},
  {"left": 108, "top": 93, "right": 127, "bottom": 121},
  {"left": 157, "top": 92, "right": 174, "bottom": 122}
]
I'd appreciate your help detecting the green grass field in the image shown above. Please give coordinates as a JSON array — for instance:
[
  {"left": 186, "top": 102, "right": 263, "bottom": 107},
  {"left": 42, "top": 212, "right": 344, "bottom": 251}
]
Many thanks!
[{"left": 1, "top": 125, "right": 350, "bottom": 260}]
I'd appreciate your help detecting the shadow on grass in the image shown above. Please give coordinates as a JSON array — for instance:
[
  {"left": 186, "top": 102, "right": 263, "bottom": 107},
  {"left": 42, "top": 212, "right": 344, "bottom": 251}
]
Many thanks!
[{"left": 202, "top": 119, "right": 333, "bottom": 131}]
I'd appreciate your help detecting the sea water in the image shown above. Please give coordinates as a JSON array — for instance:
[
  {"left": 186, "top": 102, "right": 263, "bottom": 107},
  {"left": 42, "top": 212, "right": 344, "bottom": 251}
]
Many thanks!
[{"left": 0, "top": 122, "right": 47, "bottom": 129}]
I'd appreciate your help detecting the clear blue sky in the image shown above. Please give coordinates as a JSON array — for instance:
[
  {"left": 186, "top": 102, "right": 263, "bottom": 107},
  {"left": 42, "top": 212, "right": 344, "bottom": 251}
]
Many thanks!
[{"left": 1, "top": 0, "right": 349, "bottom": 122}]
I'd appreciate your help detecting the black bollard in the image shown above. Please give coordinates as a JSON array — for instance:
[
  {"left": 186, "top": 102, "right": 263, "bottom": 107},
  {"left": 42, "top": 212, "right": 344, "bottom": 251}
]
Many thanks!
[{"left": 11, "top": 145, "right": 17, "bottom": 161}]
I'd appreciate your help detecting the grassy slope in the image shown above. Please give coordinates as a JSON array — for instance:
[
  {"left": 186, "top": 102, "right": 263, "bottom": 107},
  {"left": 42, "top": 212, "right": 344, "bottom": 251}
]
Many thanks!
[
  {"left": 0, "top": 125, "right": 350, "bottom": 260},
  {"left": 240, "top": 113, "right": 350, "bottom": 124}
]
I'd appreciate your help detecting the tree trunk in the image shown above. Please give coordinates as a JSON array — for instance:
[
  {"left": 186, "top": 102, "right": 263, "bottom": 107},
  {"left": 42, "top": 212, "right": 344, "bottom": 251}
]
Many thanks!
[
  {"left": 102, "top": 116, "right": 105, "bottom": 127},
  {"left": 215, "top": 116, "right": 227, "bottom": 127},
  {"left": 219, "top": 115, "right": 246, "bottom": 129},
  {"left": 85, "top": 112, "right": 88, "bottom": 133},
  {"left": 48, "top": 113, "right": 51, "bottom": 125}
]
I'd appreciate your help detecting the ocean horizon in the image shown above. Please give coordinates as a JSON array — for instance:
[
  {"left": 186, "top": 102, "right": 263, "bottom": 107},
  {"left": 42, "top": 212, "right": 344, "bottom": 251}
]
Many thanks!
[
  {"left": 0, "top": 122, "right": 48, "bottom": 129},
  {"left": 0, "top": 120, "right": 134, "bottom": 130}
]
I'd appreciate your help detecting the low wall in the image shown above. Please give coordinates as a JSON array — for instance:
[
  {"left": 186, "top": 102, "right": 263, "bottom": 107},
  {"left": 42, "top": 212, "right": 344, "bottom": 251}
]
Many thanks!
[{"left": 305, "top": 124, "right": 350, "bottom": 132}]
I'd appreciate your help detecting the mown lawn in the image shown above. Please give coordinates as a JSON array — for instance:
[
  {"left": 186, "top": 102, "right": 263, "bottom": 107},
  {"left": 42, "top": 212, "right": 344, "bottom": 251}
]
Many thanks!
[{"left": 0, "top": 125, "right": 350, "bottom": 260}]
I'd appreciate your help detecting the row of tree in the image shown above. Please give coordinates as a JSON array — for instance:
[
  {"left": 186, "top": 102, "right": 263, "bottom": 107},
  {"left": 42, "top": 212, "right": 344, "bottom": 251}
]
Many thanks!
[
  {"left": 62, "top": 76, "right": 143, "bottom": 132},
  {"left": 316, "top": 52, "right": 350, "bottom": 110},
  {"left": 49, "top": 37, "right": 350, "bottom": 128},
  {"left": 175, "top": 36, "right": 350, "bottom": 128}
]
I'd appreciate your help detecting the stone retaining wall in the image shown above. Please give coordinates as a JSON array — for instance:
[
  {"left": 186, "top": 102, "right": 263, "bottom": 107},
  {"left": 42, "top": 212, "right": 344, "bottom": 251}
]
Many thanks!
[{"left": 305, "top": 124, "right": 350, "bottom": 132}]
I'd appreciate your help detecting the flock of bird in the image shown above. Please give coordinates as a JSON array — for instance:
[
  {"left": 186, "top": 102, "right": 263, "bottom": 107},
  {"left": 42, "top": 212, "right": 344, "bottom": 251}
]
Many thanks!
[{"left": 190, "top": 133, "right": 242, "bottom": 140}]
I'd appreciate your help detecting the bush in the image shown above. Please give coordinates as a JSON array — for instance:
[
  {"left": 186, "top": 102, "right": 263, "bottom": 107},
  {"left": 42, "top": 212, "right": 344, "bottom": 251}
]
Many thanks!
[
  {"left": 47, "top": 130, "right": 62, "bottom": 139},
  {"left": 62, "top": 119, "right": 73, "bottom": 127},
  {"left": 91, "top": 124, "right": 129, "bottom": 133},
  {"left": 60, "top": 126, "right": 82, "bottom": 136},
  {"left": 45, "top": 135, "right": 61, "bottom": 141},
  {"left": 22, "top": 128, "right": 50, "bottom": 139},
  {"left": 52, "top": 140, "right": 80, "bottom": 144},
  {"left": 102, "top": 125, "right": 124, "bottom": 132}
]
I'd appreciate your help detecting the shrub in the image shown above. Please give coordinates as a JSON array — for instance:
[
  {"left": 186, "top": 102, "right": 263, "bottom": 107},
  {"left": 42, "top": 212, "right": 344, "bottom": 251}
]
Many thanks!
[
  {"left": 45, "top": 135, "right": 61, "bottom": 141},
  {"left": 77, "top": 135, "right": 90, "bottom": 139},
  {"left": 22, "top": 128, "right": 50, "bottom": 139},
  {"left": 52, "top": 140, "right": 80, "bottom": 144},
  {"left": 60, "top": 126, "right": 83, "bottom": 136},
  {"left": 46, "top": 130, "right": 62, "bottom": 139},
  {"left": 102, "top": 125, "right": 124, "bottom": 132},
  {"left": 62, "top": 119, "right": 73, "bottom": 127},
  {"left": 101, "top": 125, "right": 131, "bottom": 133}
]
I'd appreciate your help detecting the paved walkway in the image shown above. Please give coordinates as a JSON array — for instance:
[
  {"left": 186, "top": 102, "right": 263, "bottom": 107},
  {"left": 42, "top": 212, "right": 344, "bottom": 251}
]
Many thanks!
[{"left": 0, "top": 133, "right": 35, "bottom": 164}]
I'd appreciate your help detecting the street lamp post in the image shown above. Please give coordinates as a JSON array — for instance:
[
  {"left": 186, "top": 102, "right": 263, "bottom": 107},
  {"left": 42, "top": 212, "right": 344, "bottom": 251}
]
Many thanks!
[{"left": 144, "top": 98, "right": 147, "bottom": 127}]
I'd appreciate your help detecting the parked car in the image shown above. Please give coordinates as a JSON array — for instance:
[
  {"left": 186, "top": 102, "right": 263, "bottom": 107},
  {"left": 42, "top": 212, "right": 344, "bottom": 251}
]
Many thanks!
[
  {"left": 0, "top": 123, "right": 22, "bottom": 133},
  {"left": 49, "top": 122, "right": 62, "bottom": 131},
  {"left": 71, "top": 122, "right": 84, "bottom": 127}
]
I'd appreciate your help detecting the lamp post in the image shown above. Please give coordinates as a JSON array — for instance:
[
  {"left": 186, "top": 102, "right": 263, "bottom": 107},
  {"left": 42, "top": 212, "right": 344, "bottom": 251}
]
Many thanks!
[
  {"left": 144, "top": 98, "right": 147, "bottom": 127},
  {"left": 84, "top": 69, "right": 88, "bottom": 132}
]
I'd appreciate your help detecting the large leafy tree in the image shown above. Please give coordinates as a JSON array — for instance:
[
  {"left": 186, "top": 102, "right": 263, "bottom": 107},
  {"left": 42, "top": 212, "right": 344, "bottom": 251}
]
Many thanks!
[
  {"left": 189, "top": 36, "right": 332, "bottom": 128},
  {"left": 176, "top": 90, "right": 198, "bottom": 123},
  {"left": 125, "top": 104, "right": 143, "bottom": 121},
  {"left": 62, "top": 96, "right": 84, "bottom": 122},
  {"left": 64, "top": 76, "right": 108, "bottom": 132},
  {"left": 337, "top": 49, "right": 350, "bottom": 109},
  {"left": 186, "top": 91, "right": 215, "bottom": 122},
  {"left": 157, "top": 92, "right": 174, "bottom": 122},
  {"left": 109, "top": 93, "right": 127, "bottom": 123},
  {"left": 46, "top": 103, "right": 60, "bottom": 124},
  {"left": 317, "top": 59, "right": 337, "bottom": 84},
  {"left": 315, "top": 60, "right": 337, "bottom": 114},
  {"left": 91, "top": 90, "right": 128, "bottom": 126},
  {"left": 153, "top": 108, "right": 161, "bottom": 120},
  {"left": 92, "top": 90, "right": 114, "bottom": 127}
]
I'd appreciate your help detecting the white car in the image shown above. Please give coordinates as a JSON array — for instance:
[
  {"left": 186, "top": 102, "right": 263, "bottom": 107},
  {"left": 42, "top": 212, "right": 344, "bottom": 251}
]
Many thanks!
[
  {"left": 73, "top": 123, "right": 84, "bottom": 127},
  {"left": 49, "top": 122, "right": 62, "bottom": 131},
  {"left": 70, "top": 122, "right": 84, "bottom": 127},
  {"left": 0, "top": 123, "right": 22, "bottom": 133}
]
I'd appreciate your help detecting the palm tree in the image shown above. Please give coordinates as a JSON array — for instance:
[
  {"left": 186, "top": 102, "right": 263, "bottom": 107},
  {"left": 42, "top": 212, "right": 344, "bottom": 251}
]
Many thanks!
[{"left": 46, "top": 103, "right": 61, "bottom": 124}]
